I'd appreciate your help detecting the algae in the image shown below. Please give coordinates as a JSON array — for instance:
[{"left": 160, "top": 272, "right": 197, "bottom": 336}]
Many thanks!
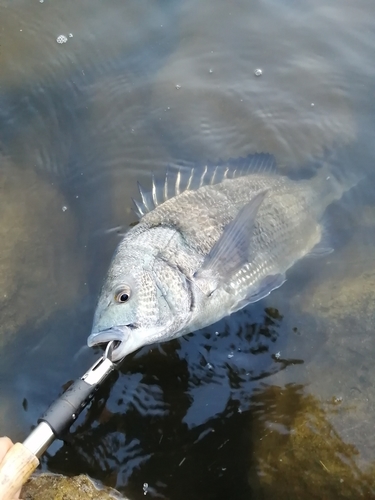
[
  {"left": 248, "top": 384, "right": 375, "bottom": 499},
  {"left": 22, "top": 473, "right": 127, "bottom": 500}
]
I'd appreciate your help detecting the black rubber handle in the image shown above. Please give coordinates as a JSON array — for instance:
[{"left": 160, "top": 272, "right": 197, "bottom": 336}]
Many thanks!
[{"left": 38, "top": 378, "right": 96, "bottom": 437}]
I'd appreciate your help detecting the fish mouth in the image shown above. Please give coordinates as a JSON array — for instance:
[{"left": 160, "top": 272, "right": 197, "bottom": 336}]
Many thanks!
[{"left": 87, "top": 326, "right": 132, "bottom": 362}]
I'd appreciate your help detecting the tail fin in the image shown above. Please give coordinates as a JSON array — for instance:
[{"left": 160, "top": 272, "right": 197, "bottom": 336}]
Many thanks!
[{"left": 312, "top": 162, "right": 363, "bottom": 207}]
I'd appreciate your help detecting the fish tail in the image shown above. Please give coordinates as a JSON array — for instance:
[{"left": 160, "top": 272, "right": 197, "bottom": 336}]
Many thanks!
[{"left": 312, "top": 162, "right": 362, "bottom": 209}]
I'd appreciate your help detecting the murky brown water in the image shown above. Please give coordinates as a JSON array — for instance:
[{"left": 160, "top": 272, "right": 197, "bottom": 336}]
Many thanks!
[{"left": 1, "top": 0, "right": 375, "bottom": 498}]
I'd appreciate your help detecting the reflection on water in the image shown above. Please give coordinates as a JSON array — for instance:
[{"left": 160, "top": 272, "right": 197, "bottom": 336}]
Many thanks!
[
  {"left": 41, "top": 305, "right": 293, "bottom": 493},
  {"left": 0, "top": 0, "right": 375, "bottom": 498},
  {"left": 45, "top": 381, "right": 375, "bottom": 499}
]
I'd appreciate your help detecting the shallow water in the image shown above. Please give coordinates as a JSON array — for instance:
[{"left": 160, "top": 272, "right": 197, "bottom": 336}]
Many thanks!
[{"left": 0, "top": 0, "right": 375, "bottom": 498}]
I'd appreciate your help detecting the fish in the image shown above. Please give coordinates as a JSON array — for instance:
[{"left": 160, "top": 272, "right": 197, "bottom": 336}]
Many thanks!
[{"left": 88, "top": 154, "right": 355, "bottom": 361}]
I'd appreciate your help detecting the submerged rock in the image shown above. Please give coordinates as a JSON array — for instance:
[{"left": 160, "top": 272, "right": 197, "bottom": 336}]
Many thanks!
[
  {"left": 22, "top": 473, "right": 127, "bottom": 500},
  {"left": 274, "top": 220, "right": 375, "bottom": 467},
  {"left": 0, "top": 155, "right": 85, "bottom": 350},
  {"left": 248, "top": 384, "right": 375, "bottom": 499}
]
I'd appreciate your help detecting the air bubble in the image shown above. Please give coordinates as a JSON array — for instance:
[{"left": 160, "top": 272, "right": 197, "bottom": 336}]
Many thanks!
[
  {"left": 175, "top": 84, "right": 181, "bottom": 90},
  {"left": 254, "top": 68, "right": 263, "bottom": 77},
  {"left": 62, "top": 206, "right": 68, "bottom": 212},
  {"left": 56, "top": 35, "right": 68, "bottom": 44}
]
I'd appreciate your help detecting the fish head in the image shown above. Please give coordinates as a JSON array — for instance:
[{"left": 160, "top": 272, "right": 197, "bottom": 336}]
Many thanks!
[{"left": 88, "top": 243, "right": 191, "bottom": 361}]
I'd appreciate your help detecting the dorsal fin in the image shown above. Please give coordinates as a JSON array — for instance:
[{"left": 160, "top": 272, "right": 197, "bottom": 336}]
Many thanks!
[{"left": 133, "top": 153, "right": 276, "bottom": 218}]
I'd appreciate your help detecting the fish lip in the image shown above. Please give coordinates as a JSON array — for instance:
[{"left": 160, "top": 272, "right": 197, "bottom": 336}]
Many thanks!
[
  {"left": 87, "top": 326, "right": 131, "bottom": 361},
  {"left": 87, "top": 326, "right": 130, "bottom": 346}
]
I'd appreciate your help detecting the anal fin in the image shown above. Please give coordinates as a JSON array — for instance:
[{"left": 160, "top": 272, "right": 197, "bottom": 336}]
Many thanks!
[{"left": 307, "top": 243, "right": 334, "bottom": 257}]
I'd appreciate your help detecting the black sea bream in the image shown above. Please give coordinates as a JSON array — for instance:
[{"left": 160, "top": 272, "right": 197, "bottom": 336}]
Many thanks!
[{"left": 88, "top": 155, "right": 354, "bottom": 361}]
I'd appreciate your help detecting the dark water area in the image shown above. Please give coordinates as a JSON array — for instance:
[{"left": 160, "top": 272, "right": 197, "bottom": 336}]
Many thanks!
[{"left": 1, "top": 0, "right": 375, "bottom": 498}]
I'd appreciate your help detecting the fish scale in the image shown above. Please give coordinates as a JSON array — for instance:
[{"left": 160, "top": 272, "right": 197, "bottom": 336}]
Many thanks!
[{"left": 88, "top": 156, "right": 356, "bottom": 361}]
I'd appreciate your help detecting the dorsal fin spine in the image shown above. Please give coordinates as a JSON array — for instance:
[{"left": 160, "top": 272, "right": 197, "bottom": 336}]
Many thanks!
[
  {"left": 134, "top": 153, "right": 277, "bottom": 219},
  {"left": 199, "top": 165, "right": 208, "bottom": 188},
  {"left": 137, "top": 181, "right": 146, "bottom": 207},
  {"left": 151, "top": 174, "right": 158, "bottom": 206},
  {"left": 186, "top": 167, "right": 194, "bottom": 191},
  {"left": 175, "top": 170, "right": 181, "bottom": 196},
  {"left": 211, "top": 166, "right": 218, "bottom": 185},
  {"left": 164, "top": 167, "right": 170, "bottom": 202},
  {"left": 133, "top": 198, "right": 145, "bottom": 217},
  {"left": 138, "top": 181, "right": 155, "bottom": 211}
]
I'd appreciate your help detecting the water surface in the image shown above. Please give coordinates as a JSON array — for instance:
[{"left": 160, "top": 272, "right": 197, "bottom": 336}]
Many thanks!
[{"left": 0, "top": 0, "right": 375, "bottom": 498}]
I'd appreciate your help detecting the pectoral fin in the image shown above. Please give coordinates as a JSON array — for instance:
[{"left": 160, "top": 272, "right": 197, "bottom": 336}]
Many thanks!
[{"left": 194, "top": 190, "right": 268, "bottom": 289}]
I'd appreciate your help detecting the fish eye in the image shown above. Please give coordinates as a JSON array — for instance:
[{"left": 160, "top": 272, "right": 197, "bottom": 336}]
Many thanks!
[{"left": 115, "top": 286, "right": 131, "bottom": 303}]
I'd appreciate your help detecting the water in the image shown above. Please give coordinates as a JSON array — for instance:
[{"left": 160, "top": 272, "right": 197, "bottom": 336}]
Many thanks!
[{"left": 0, "top": 0, "right": 375, "bottom": 498}]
